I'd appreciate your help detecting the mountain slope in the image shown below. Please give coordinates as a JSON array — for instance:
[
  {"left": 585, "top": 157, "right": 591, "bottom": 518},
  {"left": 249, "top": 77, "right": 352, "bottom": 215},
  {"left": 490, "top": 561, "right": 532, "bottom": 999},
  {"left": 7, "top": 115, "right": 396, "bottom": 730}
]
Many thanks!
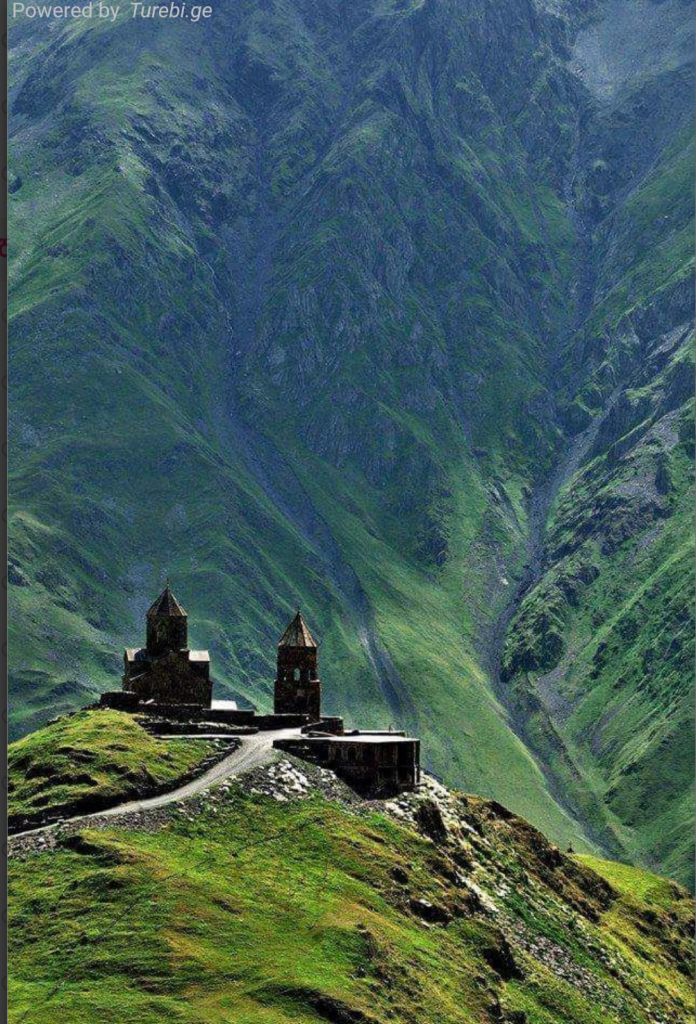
[
  {"left": 8, "top": 0, "right": 694, "bottom": 881},
  {"left": 8, "top": 751, "right": 694, "bottom": 1024},
  {"left": 498, "top": 0, "right": 695, "bottom": 886}
]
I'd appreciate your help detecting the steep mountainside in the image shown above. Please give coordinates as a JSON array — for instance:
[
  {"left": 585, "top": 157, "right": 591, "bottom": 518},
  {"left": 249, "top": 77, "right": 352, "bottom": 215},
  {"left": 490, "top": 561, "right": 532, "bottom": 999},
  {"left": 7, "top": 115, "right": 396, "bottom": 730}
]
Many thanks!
[
  {"left": 8, "top": 746, "right": 694, "bottom": 1024},
  {"left": 498, "top": 0, "right": 695, "bottom": 885},
  {"left": 9, "top": 0, "right": 693, "bottom": 880}
]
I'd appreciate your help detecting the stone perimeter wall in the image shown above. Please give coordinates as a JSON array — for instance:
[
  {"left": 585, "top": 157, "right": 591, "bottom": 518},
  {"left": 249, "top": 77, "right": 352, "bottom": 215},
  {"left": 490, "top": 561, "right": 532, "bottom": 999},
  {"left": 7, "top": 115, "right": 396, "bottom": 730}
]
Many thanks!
[{"left": 98, "top": 692, "right": 310, "bottom": 731}]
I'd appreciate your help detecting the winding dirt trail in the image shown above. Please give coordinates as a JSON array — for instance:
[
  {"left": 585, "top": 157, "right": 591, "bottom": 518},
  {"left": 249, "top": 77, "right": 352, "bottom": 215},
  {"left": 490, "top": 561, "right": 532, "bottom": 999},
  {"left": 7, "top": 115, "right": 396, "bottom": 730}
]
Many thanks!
[{"left": 10, "top": 727, "right": 301, "bottom": 841}]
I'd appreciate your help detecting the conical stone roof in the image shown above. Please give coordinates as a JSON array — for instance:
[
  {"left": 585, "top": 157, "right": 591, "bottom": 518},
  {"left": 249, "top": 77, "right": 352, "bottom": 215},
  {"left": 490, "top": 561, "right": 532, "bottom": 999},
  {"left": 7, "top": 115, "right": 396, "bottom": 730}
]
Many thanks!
[
  {"left": 147, "top": 585, "right": 187, "bottom": 619},
  {"left": 278, "top": 611, "right": 317, "bottom": 648}
]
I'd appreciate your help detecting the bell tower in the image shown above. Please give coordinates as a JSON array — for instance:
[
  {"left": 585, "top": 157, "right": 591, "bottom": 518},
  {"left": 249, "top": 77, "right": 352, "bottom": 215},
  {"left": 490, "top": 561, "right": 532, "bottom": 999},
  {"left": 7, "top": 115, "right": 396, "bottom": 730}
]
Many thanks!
[
  {"left": 274, "top": 610, "right": 321, "bottom": 721},
  {"left": 146, "top": 584, "right": 188, "bottom": 656}
]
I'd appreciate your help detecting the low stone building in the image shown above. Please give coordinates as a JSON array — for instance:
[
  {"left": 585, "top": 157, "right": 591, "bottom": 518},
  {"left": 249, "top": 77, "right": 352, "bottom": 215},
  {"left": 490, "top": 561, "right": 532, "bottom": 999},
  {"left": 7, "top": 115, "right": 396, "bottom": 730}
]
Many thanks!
[
  {"left": 274, "top": 733, "right": 421, "bottom": 796},
  {"left": 122, "top": 585, "right": 212, "bottom": 706},
  {"left": 328, "top": 735, "right": 421, "bottom": 794}
]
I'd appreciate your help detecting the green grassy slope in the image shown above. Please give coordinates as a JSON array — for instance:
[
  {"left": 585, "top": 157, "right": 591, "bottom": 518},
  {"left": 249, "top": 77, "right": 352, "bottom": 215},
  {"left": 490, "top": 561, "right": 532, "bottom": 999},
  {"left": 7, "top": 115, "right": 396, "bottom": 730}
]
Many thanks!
[
  {"left": 8, "top": 0, "right": 694, "bottom": 882},
  {"left": 499, "top": 26, "right": 695, "bottom": 885},
  {"left": 8, "top": 771, "right": 694, "bottom": 1023},
  {"left": 8, "top": 710, "right": 215, "bottom": 822}
]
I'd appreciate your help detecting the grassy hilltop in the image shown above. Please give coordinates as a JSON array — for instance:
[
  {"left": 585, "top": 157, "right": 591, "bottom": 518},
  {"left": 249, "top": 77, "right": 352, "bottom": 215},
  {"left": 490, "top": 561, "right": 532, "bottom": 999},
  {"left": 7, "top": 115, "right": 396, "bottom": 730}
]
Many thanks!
[
  {"left": 8, "top": 0, "right": 694, "bottom": 885},
  {"left": 9, "top": 752, "right": 694, "bottom": 1024},
  {"left": 8, "top": 710, "right": 216, "bottom": 824}
]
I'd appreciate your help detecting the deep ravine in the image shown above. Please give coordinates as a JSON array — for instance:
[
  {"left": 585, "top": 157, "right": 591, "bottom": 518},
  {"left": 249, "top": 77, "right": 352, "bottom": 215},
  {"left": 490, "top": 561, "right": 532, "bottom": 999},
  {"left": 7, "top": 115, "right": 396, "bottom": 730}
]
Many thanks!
[
  {"left": 479, "top": 89, "right": 622, "bottom": 853},
  {"left": 482, "top": 384, "right": 625, "bottom": 857}
]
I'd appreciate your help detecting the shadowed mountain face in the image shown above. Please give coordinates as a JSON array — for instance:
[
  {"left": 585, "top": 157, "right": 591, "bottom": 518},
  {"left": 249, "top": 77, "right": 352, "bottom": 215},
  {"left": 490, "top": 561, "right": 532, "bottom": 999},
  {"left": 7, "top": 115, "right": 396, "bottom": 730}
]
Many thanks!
[{"left": 9, "top": 0, "right": 694, "bottom": 881}]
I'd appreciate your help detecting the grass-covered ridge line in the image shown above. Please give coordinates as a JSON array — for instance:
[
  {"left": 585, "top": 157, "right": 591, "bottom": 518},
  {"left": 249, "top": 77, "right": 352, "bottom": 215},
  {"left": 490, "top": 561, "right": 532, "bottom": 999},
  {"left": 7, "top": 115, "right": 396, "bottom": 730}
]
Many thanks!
[
  {"left": 8, "top": 774, "right": 694, "bottom": 1024},
  {"left": 8, "top": 710, "right": 216, "bottom": 824}
]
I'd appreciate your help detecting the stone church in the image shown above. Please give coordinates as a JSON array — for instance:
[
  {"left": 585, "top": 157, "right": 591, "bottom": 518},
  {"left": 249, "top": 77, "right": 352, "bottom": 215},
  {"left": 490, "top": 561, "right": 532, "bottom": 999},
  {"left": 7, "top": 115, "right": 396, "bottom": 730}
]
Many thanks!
[
  {"left": 122, "top": 585, "right": 212, "bottom": 705},
  {"left": 113, "top": 588, "right": 420, "bottom": 793},
  {"left": 121, "top": 589, "right": 323, "bottom": 719}
]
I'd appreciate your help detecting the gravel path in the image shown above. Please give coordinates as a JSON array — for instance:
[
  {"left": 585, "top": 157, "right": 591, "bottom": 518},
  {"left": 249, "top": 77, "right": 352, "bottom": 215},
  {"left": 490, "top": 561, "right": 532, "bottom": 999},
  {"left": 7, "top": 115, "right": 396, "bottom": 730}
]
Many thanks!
[{"left": 10, "top": 727, "right": 301, "bottom": 842}]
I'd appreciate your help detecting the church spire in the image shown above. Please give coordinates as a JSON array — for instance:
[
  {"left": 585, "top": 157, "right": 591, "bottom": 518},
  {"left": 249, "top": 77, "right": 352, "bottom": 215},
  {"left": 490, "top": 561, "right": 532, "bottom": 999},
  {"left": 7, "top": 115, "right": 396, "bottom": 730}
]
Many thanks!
[
  {"left": 146, "top": 584, "right": 188, "bottom": 654},
  {"left": 278, "top": 610, "right": 317, "bottom": 649},
  {"left": 147, "top": 584, "right": 187, "bottom": 619},
  {"left": 274, "top": 609, "right": 321, "bottom": 720}
]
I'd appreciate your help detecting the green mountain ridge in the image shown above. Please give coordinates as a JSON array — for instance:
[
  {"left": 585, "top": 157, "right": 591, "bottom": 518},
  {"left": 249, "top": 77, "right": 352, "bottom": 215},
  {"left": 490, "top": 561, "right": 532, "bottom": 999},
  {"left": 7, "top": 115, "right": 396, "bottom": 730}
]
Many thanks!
[
  {"left": 7, "top": 708, "right": 219, "bottom": 826},
  {"left": 9, "top": 0, "right": 694, "bottom": 883},
  {"left": 8, "top": 719, "right": 694, "bottom": 1024}
]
